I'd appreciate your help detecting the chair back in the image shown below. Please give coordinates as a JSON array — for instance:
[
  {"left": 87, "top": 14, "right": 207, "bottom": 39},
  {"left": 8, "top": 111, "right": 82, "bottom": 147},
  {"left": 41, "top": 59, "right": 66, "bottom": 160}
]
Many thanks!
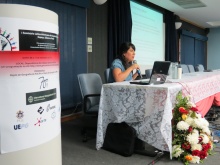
[
  {"left": 180, "top": 64, "right": 189, "bottom": 73},
  {"left": 77, "top": 73, "right": 102, "bottom": 112},
  {"left": 195, "top": 64, "right": 204, "bottom": 72},
  {"left": 145, "top": 69, "right": 152, "bottom": 79},
  {"left": 104, "top": 68, "right": 110, "bottom": 83},
  {"left": 187, "top": 65, "right": 195, "bottom": 72}
]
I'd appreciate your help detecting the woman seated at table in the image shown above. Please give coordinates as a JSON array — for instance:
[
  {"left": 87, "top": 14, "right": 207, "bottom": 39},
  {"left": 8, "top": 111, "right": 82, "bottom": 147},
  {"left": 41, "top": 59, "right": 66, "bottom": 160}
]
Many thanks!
[{"left": 108, "top": 42, "right": 140, "bottom": 83}]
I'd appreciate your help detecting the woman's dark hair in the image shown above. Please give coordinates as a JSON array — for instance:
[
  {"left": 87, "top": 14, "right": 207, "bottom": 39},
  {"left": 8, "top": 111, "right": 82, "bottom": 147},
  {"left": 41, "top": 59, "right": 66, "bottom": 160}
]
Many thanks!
[{"left": 117, "top": 42, "right": 135, "bottom": 69}]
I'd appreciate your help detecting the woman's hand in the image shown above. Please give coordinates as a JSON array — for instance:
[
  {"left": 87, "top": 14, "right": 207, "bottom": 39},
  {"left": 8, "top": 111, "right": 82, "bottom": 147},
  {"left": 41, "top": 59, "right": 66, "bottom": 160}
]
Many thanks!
[
  {"left": 131, "top": 63, "right": 140, "bottom": 70},
  {"left": 130, "top": 64, "right": 140, "bottom": 80}
]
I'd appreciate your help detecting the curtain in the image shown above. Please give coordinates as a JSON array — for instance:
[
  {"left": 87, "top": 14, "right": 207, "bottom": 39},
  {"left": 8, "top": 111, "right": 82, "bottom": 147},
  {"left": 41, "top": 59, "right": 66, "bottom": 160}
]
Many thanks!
[
  {"left": 164, "top": 11, "right": 178, "bottom": 62},
  {"left": 107, "top": 0, "right": 132, "bottom": 67}
]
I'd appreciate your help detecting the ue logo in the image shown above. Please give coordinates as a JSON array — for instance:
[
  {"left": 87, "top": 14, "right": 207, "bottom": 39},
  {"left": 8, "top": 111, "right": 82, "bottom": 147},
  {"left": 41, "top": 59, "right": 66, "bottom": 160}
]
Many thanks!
[{"left": 14, "top": 123, "right": 29, "bottom": 130}]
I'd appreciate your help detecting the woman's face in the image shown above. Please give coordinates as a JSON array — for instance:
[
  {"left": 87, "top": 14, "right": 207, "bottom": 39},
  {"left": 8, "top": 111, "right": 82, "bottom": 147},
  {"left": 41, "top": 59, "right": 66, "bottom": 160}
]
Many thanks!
[{"left": 124, "top": 46, "right": 135, "bottom": 62}]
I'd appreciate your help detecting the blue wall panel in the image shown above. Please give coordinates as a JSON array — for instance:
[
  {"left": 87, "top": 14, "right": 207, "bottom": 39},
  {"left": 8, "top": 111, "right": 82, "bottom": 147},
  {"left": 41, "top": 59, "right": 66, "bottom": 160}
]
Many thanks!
[
  {"left": 207, "top": 28, "right": 220, "bottom": 70},
  {"left": 180, "top": 30, "right": 207, "bottom": 67},
  {"left": 181, "top": 35, "right": 194, "bottom": 64}
]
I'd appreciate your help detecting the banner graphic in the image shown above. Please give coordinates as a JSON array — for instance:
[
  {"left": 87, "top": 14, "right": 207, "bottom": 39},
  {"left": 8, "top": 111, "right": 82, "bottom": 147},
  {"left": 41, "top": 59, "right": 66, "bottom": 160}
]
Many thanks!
[{"left": 0, "top": 15, "right": 60, "bottom": 154}]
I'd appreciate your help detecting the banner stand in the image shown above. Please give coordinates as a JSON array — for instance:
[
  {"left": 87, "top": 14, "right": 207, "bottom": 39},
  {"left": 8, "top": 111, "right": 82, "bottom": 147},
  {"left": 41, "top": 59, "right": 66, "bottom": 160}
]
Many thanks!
[
  {"left": 0, "top": 4, "right": 61, "bottom": 165},
  {"left": 0, "top": 134, "right": 61, "bottom": 165}
]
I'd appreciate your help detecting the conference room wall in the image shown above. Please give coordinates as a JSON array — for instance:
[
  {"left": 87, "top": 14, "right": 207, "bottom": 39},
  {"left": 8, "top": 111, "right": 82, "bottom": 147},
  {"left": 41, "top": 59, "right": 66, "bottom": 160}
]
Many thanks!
[
  {"left": 207, "top": 28, "right": 220, "bottom": 70},
  {"left": 1, "top": 0, "right": 214, "bottom": 111},
  {"left": 86, "top": 0, "right": 209, "bottom": 82},
  {"left": 87, "top": 1, "right": 108, "bottom": 82}
]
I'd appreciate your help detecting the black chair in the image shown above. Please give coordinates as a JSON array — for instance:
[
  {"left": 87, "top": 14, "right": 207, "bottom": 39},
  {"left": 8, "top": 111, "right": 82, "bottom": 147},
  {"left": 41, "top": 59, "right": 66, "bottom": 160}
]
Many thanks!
[
  {"left": 145, "top": 69, "right": 152, "bottom": 79},
  {"left": 77, "top": 73, "right": 103, "bottom": 142},
  {"left": 104, "top": 68, "right": 110, "bottom": 83}
]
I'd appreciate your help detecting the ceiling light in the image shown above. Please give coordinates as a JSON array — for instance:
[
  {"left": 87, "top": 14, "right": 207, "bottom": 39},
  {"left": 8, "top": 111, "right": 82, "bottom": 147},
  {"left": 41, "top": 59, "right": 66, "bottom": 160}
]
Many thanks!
[
  {"left": 170, "top": 0, "right": 206, "bottom": 9},
  {"left": 175, "top": 22, "right": 182, "bottom": 29},
  {"left": 206, "top": 21, "right": 220, "bottom": 27},
  {"left": 93, "top": 0, "right": 107, "bottom": 5}
]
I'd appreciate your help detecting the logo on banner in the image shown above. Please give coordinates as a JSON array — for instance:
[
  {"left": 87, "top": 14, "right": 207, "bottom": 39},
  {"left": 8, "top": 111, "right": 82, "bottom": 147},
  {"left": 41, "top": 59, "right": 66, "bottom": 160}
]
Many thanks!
[
  {"left": 51, "top": 111, "right": 56, "bottom": 119},
  {"left": 39, "top": 76, "right": 48, "bottom": 89},
  {"left": 47, "top": 104, "right": 57, "bottom": 119},
  {"left": 16, "top": 110, "right": 24, "bottom": 120},
  {"left": 46, "top": 104, "right": 56, "bottom": 112},
  {"left": 14, "top": 110, "right": 29, "bottom": 130},
  {"left": 0, "top": 27, "right": 17, "bottom": 51},
  {"left": 37, "top": 106, "right": 44, "bottom": 114},
  {"left": 34, "top": 117, "right": 47, "bottom": 126},
  {"left": 26, "top": 88, "right": 57, "bottom": 105},
  {"left": 16, "top": 110, "right": 25, "bottom": 123},
  {"left": 14, "top": 123, "right": 29, "bottom": 130},
  {"left": 28, "top": 96, "right": 34, "bottom": 103}
]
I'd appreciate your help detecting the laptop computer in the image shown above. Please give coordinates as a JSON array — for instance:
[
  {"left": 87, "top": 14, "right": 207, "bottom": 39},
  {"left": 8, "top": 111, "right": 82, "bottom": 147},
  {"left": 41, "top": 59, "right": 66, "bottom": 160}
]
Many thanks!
[{"left": 130, "top": 61, "right": 171, "bottom": 85}]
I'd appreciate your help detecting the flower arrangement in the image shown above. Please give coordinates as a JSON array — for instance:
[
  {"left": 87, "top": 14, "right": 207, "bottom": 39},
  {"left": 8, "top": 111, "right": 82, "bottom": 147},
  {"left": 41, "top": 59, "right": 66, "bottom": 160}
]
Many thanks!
[{"left": 172, "top": 91, "right": 214, "bottom": 165}]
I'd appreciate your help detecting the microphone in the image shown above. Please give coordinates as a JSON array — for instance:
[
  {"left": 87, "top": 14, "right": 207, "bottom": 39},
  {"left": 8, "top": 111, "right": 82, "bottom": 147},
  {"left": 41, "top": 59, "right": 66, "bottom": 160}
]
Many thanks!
[{"left": 133, "top": 60, "right": 142, "bottom": 78}]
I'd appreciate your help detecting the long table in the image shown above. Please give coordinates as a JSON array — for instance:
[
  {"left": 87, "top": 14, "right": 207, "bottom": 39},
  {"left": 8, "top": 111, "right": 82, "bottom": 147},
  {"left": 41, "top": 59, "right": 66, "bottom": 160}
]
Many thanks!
[{"left": 96, "top": 70, "right": 220, "bottom": 156}]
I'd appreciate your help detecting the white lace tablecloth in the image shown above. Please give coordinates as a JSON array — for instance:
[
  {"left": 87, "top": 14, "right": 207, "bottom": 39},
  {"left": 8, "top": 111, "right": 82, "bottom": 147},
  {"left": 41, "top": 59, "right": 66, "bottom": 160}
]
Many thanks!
[
  {"left": 96, "top": 71, "right": 220, "bottom": 155},
  {"left": 96, "top": 81, "right": 182, "bottom": 153},
  {"left": 168, "top": 71, "right": 220, "bottom": 103}
]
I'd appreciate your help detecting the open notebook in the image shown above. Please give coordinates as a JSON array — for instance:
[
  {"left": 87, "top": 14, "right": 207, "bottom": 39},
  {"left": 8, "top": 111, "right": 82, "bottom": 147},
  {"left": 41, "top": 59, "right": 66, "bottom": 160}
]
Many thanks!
[{"left": 130, "top": 61, "right": 171, "bottom": 85}]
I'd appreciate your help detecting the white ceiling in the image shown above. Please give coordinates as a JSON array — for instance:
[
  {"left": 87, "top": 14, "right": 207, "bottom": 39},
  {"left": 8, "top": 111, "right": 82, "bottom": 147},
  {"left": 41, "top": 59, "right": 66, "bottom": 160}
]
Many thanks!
[{"left": 147, "top": 0, "right": 220, "bottom": 28}]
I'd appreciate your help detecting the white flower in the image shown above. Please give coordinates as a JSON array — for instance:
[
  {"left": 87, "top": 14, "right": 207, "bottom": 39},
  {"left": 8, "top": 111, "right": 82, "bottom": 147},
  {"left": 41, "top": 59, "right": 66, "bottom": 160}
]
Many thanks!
[
  {"left": 187, "top": 133, "right": 199, "bottom": 145},
  {"left": 200, "top": 117, "right": 209, "bottom": 127},
  {"left": 172, "top": 145, "right": 184, "bottom": 158},
  {"left": 189, "top": 156, "right": 200, "bottom": 164},
  {"left": 177, "top": 121, "right": 190, "bottom": 131},
  {"left": 192, "top": 118, "right": 203, "bottom": 129},
  {"left": 186, "top": 95, "right": 191, "bottom": 101},
  {"left": 186, "top": 95, "right": 193, "bottom": 101},
  {"left": 188, "top": 101, "right": 196, "bottom": 107},
  {"left": 185, "top": 116, "right": 194, "bottom": 126},
  {"left": 191, "top": 144, "right": 202, "bottom": 151},
  {"left": 192, "top": 129, "right": 199, "bottom": 135},
  {"left": 195, "top": 113, "right": 202, "bottom": 118},
  {"left": 201, "top": 126, "right": 211, "bottom": 135},
  {"left": 200, "top": 133, "right": 210, "bottom": 144}
]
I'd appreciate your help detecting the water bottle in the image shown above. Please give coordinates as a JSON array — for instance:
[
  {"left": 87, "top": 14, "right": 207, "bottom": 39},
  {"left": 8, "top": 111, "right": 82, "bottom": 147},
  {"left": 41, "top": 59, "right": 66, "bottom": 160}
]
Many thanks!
[
  {"left": 177, "top": 65, "right": 182, "bottom": 79},
  {"left": 171, "top": 62, "right": 178, "bottom": 79}
]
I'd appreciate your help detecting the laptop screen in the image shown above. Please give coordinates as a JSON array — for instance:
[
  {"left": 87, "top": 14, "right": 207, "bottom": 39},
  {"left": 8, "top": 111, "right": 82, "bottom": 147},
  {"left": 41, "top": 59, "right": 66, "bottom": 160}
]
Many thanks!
[{"left": 149, "top": 61, "right": 171, "bottom": 84}]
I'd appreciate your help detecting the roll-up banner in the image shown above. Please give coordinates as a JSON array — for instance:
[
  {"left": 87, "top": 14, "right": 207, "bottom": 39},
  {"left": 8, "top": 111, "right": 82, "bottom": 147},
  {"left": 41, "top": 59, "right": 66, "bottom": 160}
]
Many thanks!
[{"left": 0, "top": 4, "right": 61, "bottom": 154}]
